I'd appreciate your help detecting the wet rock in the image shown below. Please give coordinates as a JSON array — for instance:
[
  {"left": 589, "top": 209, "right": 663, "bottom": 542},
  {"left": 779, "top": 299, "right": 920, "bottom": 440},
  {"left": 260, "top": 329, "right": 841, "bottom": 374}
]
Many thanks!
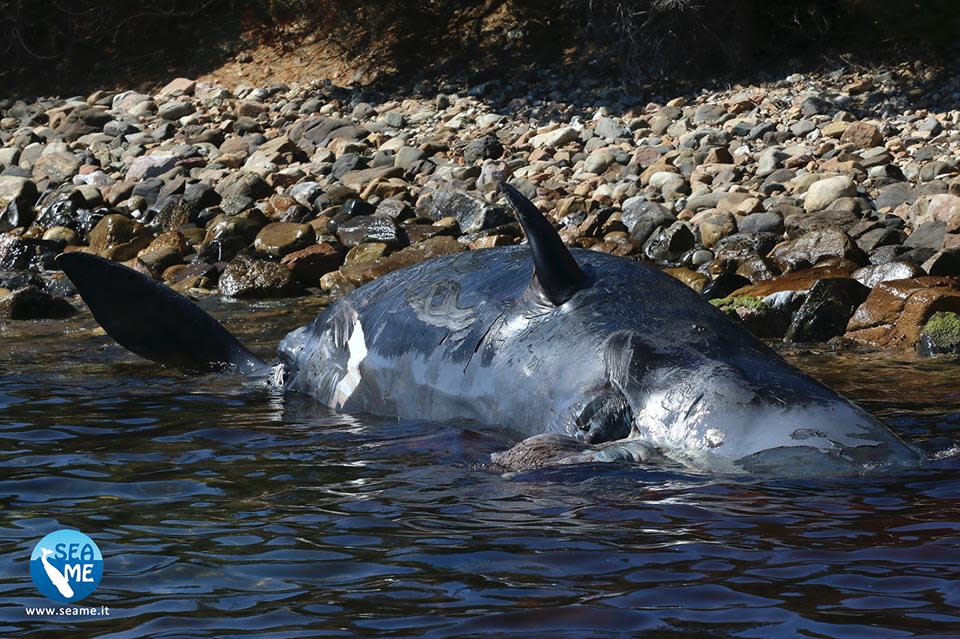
[
  {"left": 620, "top": 198, "right": 675, "bottom": 244},
  {"left": 88, "top": 214, "right": 154, "bottom": 261},
  {"left": 0, "top": 285, "right": 75, "bottom": 320},
  {"left": 340, "top": 235, "right": 463, "bottom": 286},
  {"left": 643, "top": 221, "right": 694, "bottom": 263},
  {"left": 710, "top": 296, "right": 789, "bottom": 338},
  {"left": 917, "top": 311, "right": 960, "bottom": 355},
  {"left": 701, "top": 272, "right": 750, "bottom": 301},
  {"left": 432, "top": 189, "right": 507, "bottom": 234},
  {"left": 0, "top": 199, "right": 35, "bottom": 232},
  {"left": 280, "top": 242, "right": 342, "bottom": 284},
  {"left": 852, "top": 262, "right": 924, "bottom": 288},
  {"left": 335, "top": 214, "right": 402, "bottom": 247},
  {"left": 665, "top": 267, "right": 709, "bottom": 292},
  {"left": 785, "top": 278, "right": 869, "bottom": 342},
  {"left": 253, "top": 222, "right": 316, "bottom": 257},
  {"left": 769, "top": 228, "right": 865, "bottom": 272},
  {"left": 218, "top": 254, "right": 303, "bottom": 298},
  {"left": 845, "top": 277, "right": 960, "bottom": 349},
  {"left": 0, "top": 234, "right": 59, "bottom": 271}
]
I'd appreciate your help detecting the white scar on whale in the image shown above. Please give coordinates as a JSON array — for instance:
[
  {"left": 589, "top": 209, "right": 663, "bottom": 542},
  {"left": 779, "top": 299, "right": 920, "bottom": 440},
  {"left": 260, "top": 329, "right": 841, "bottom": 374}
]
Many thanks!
[
  {"left": 39, "top": 547, "right": 75, "bottom": 599},
  {"left": 332, "top": 316, "right": 367, "bottom": 409}
]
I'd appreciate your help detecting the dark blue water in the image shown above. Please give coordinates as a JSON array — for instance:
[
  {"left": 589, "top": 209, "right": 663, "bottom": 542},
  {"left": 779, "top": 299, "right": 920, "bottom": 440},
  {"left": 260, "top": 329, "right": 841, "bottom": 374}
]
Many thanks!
[{"left": 2, "top": 301, "right": 960, "bottom": 638}]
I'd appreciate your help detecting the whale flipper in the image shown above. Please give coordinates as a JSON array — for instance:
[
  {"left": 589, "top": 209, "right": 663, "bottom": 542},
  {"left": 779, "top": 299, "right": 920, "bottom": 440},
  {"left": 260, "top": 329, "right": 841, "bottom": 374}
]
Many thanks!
[
  {"left": 57, "top": 252, "right": 265, "bottom": 373},
  {"left": 500, "top": 181, "right": 586, "bottom": 305}
]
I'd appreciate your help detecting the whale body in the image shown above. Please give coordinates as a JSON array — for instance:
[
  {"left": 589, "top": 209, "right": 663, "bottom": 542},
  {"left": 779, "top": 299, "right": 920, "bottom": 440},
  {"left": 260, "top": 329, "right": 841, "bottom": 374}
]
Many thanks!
[{"left": 58, "top": 183, "right": 921, "bottom": 476}]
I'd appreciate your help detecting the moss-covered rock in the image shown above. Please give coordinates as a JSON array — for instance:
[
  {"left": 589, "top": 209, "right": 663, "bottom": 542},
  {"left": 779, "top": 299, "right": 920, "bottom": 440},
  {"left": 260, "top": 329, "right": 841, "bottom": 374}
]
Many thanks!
[
  {"left": 710, "top": 295, "right": 770, "bottom": 314},
  {"left": 710, "top": 295, "right": 790, "bottom": 338},
  {"left": 918, "top": 311, "right": 960, "bottom": 355}
]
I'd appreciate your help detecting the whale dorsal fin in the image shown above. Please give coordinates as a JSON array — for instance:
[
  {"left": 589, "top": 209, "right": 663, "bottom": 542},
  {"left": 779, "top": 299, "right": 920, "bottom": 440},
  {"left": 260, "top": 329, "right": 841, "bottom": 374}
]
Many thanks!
[
  {"left": 500, "top": 181, "right": 586, "bottom": 306},
  {"left": 57, "top": 252, "right": 264, "bottom": 374}
]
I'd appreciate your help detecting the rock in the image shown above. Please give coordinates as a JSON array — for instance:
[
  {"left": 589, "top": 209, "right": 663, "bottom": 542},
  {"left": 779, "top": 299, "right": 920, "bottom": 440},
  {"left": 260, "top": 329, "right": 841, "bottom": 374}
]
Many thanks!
[
  {"left": 0, "top": 234, "right": 58, "bottom": 271},
  {"left": 665, "top": 267, "right": 709, "bottom": 292},
  {"left": 218, "top": 254, "right": 303, "bottom": 298},
  {"left": 840, "top": 122, "right": 883, "bottom": 148},
  {"left": 0, "top": 285, "right": 75, "bottom": 319},
  {"left": 158, "top": 100, "right": 195, "bottom": 120},
  {"left": 710, "top": 296, "right": 788, "bottom": 338},
  {"left": 739, "top": 212, "right": 784, "bottom": 235},
  {"left": 922, "top": 248, "right": 960, "bottom": 276},
  {"left": 340, "top": 235, "right": 463, "bottom": 286},
  {"left": 785, "top": 278, "right": 869, "bottom": 342},
  {"left": 158, "top": 77, "right": 196, "bottom": 97},
  {"left": 917, "top": 311, "right": 960, "bottom": 355},
  {"left": 530, "top": 126, "right": 579, "bottom": 149},
  {"left": 852, "top": 262, "right": 924, "bottom": 288},
  {"left": 769, "top": 228, "right": 864, "bottom": 272},
  {"left": 340, "top": 166, "right": 403, "bottom": 192},
  {"left": 804, "top": 175, "right": 857, "bottom": 212},
  {"left": 701, "top": 272, "right": 750, "bottom": 300},
  {"left": 126, "top": 154, "right": 178, "bottom": 181},
  {"left": 697, "top": 212, "right": 737, "bottom": 248},
  {"left": 0, "top": 176, "right": 38, "bottom": 210},
  {"left": 463, "top": 136, "right": 503, "bottom": 163},
  {"left": 643, "top": 221, "right": 694, "bottom": 263},
  {"left": 620, "top": 198, "right": 675, "bottom": 244},
  {"left": 875, "top": 182, "right": 917, "bottom": 210},
  {"left": 87, "top": 214, "right": 154, "bottom": 261},
  {"left": 280, "top": 242, "right": 342, "bottom": 284},
  {"left": 856, "top": 227, "right": 900, "bottom": 253},
  {"left": 375, "top": 198, "right": 413, "bottom": 220},
  {"left": 904, "top": 221, "right": 947, "bottom": 250},
  {"left": 433, "top": 189, "right": 506, "bottom": 234},
  {"left": 845, "top": 277, "right": 960, "bottom": 349},
  {"left": 253, "top": 222, "right": 316, "bottom": 257},
  {"left": 33, "top": 152, "right": 80, "bottom": 183},
  {"left": 584, "top": 150, "right": 614, "bottom": 174},
  {"left": 927, "top": 194, "right": 960, "bottom": 232},
  {"left": 335, "top": 214, "right": 402, "bottom": 247},
  {"left": 0, "top": 199, "right": 35, "bottom": 232},
  {"left": 595, "top": 117, "right": 629, "bottom": 140}
]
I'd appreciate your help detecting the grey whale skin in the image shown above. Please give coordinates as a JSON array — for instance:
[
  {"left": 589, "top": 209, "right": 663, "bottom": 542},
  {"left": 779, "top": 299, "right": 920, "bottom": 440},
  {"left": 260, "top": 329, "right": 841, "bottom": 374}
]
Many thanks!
[{"left": 57, "top": 184, "right": 920, "bottom": 476}]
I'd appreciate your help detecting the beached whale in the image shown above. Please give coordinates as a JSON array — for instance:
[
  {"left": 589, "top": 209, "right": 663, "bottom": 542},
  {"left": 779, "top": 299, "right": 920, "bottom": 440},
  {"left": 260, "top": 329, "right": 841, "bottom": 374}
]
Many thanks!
[{"left": 57, "top": 182, "right": 921, "bottom": 475}]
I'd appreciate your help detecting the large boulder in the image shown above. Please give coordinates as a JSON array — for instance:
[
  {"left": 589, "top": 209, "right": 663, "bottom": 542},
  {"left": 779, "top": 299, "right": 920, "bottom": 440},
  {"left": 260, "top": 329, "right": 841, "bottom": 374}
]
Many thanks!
[{"left": 844, "top": 276, "right": 960, "bottom": 349}]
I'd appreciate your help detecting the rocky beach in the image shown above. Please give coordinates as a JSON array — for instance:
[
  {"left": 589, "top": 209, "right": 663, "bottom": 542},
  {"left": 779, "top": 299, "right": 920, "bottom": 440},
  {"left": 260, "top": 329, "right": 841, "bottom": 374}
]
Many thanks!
[{"left": 3, "top": 60, "right": 960, "bottom": 355}]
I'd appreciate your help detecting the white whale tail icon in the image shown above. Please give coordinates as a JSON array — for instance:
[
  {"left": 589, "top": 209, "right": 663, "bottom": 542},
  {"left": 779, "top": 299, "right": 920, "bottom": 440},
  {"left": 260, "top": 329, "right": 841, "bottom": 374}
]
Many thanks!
[{"left": 39, "top": 547, "right": 75, "bottom": 599}]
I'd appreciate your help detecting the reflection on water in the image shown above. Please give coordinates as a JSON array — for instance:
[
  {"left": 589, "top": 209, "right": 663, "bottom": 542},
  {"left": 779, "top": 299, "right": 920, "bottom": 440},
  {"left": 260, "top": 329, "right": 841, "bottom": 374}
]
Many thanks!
[{"left": 2, "top": 300, "right": 960, "bottom": 638}]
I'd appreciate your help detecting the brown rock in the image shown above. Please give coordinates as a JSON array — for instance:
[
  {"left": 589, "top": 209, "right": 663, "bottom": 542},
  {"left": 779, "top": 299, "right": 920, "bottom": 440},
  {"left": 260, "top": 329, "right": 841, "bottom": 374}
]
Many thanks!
[
  {"left": 768, "top": 228, "right": 865, "bottom": 272},
  {"left": 845, "top": 276, "right": 960, "bottom": 349},
  {"left": 88, "top": 214, "right": 154, "bottom": 261},
  {"left": 732, "top": 265, "right": 857, "bottom": 297},
  {"left": 253, "top": 222, "right": 315, "bottom": 257},
  {"left": 840, "top": 122, "right": 883, "bottom": 148},
  {"left": 280, "top": 242, "right": 342, "bottom": 284},
  {"left": 665, "top": 267, "right": 709, "bottom": 292}
]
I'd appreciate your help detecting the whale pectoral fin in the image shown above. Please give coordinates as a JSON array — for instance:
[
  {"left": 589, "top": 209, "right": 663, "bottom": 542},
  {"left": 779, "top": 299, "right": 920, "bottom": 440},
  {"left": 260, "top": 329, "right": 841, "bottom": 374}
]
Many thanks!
[
  {"left": 499, "top": 180, "right": 586, "bottom": 306},
  {"left": 57, "top": 252, "right": 264, "bottom": 374},
  {"left": 491, "top": 434, "right": 666, "bottom": 472}
]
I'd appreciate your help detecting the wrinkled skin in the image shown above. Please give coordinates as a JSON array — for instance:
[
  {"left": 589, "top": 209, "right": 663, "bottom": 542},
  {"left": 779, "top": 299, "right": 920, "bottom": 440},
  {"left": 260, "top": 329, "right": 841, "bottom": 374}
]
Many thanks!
[{"left": 278, "top": 246, "right": 921, "bottom": 476}]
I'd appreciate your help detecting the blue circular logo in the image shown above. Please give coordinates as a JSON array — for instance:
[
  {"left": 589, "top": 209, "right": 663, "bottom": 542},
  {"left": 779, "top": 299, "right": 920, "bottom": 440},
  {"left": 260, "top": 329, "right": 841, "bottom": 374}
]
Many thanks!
[{"left": 29, "top": 530, "right": 103, "bottom": 603}]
